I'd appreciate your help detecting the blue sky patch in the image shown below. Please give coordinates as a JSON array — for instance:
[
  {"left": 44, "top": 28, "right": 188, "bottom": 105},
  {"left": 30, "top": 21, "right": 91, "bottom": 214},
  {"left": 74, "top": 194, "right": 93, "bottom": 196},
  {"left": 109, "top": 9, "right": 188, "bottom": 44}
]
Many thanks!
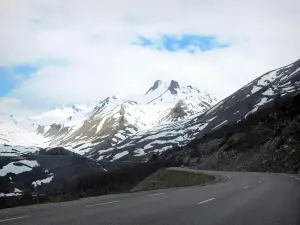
[
  {"left": 0, "top": 72, "right": 18, "bottom": 96},
  {"left": 132, "top": 34, "right": 230, "bottom": 53},
  {"left": 0, "top": 65, "right": 38, "bottom": 96},
  {"left": 0, "top": 59, "right": 68, "bottom": 96}
]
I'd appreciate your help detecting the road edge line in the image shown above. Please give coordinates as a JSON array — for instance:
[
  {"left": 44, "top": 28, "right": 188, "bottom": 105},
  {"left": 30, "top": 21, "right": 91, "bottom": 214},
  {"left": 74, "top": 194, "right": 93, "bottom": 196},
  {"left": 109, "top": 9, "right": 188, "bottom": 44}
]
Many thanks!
[
  {"left": 84, "top": 200, "right": 120, "bottom": 208},
  {"left": 0, "top": 216, "right": 29, "bottom": 223}
]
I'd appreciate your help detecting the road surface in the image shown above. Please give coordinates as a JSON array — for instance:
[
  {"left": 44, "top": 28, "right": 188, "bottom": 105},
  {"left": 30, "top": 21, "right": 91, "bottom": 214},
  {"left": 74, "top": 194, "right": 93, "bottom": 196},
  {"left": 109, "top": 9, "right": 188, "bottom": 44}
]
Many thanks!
[{"left": 0, "top": 169, "right": 300, "bottom": 225}]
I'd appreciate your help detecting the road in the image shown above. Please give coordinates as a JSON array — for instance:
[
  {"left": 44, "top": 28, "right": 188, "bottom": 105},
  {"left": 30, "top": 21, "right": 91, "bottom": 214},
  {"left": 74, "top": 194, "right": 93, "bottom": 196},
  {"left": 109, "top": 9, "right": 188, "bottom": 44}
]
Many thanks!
[{"left": 0, "top": 169, "right": 300, "bottom": 225}]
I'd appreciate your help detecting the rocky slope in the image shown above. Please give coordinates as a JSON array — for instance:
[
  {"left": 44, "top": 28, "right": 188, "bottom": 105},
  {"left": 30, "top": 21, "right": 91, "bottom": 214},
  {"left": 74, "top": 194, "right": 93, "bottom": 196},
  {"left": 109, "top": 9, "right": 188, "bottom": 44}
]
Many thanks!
[{"left": 165, "top": 89, "right": 300, "bottom": 174}]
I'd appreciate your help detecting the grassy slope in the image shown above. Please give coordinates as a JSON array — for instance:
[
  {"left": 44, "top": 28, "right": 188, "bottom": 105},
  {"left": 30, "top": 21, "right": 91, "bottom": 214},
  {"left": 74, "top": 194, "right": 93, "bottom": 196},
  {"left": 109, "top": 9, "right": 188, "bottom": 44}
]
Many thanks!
[{"left": 131, "top": 168, "right": 215, "bottom": 192}]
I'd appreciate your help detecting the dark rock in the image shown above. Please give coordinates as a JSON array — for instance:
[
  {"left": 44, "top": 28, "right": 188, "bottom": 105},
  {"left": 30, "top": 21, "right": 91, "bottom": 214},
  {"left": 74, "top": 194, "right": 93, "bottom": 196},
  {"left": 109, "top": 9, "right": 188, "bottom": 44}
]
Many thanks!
[
  {"left": 146, "top": 80, "right": 162, "bottom": 94},
  {"left": 168, "top": 80, "right": 180, "bottom": 94}
]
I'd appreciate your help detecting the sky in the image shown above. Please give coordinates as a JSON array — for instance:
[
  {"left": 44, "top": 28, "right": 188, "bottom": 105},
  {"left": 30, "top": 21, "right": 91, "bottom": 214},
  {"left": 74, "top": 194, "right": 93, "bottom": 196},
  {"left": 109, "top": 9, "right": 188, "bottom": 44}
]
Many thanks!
[{"left": 0, "top": 0, "right": 299, "bottom": 116}]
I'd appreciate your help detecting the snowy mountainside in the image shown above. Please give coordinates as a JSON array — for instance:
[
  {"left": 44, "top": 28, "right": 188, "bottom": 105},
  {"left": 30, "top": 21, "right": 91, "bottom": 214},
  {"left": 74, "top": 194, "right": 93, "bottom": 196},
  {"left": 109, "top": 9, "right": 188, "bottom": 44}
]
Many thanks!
[
  {"left": 2, "top": 57, "right": 300, "bottom": 163},
  {"left": 0, "top": 113, "right": 36, "bottom": 131},
  {"left": 41, "top": 100, "right": 148, "bottom": 155},
  {"left": 31, "top": 103, "right": 97, "bottom": 126},
  {"left": 0, "top": 80, "right": 217, "bottom": 158},
  {"left": 92, "top": 58, "right": 300, "bottom": 161},
  {"left": 40, "top": 81, "right": 217, "bottom": 155},
  {"left": 0, "top": 120, "right": 46, "bottom": 147},
  {"left": 90, "top": 112, "right": 215, "bottom": 161}
]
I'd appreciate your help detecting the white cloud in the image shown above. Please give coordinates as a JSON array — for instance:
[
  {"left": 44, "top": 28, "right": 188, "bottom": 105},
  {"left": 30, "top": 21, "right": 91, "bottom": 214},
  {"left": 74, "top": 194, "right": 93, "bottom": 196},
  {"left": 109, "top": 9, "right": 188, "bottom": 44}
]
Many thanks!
[
  {"left": 0, "top": 0, "right": 300, "bottom": 114},
  {"left": 0, "top": 97, "right": 38, "bottom": 116}
]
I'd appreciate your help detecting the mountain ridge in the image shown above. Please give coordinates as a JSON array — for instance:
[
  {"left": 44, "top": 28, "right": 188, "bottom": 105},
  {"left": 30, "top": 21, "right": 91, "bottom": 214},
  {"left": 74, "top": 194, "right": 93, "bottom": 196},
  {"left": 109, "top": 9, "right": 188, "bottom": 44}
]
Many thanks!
[
  {"left": 87, "top": 58, "right": 300, "bottom": 161},
  {"left": 2, "top": 56, "right": 300, "bottom": 162},
  {"left": 0, "top": 80, "right": 217, "bottom": 158}
]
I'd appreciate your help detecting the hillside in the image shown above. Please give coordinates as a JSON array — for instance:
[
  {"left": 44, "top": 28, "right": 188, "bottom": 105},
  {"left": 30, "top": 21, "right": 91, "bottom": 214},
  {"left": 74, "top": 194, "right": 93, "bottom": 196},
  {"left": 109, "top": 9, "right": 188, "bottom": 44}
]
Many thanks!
[
  {"left": 195, "top": 93, "right": 300, "bottom": 173},
  {"left": 0, "top": 147, "right": 106, "bottom": 204},
  {"left": 158, "top": 86, "right": 300, "bottom": 174}
]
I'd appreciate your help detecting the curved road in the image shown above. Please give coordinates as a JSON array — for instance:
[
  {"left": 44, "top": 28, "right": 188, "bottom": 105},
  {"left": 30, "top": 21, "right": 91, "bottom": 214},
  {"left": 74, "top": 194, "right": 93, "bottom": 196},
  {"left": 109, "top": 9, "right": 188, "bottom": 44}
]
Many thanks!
[{"left": 0, "top": 169, "right": 300, "bottom": 225}]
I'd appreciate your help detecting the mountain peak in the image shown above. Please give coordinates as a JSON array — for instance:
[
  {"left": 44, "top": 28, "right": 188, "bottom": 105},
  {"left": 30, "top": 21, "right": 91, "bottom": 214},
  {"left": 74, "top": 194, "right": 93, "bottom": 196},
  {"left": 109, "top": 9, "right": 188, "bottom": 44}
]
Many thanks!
[
  {"left": 146, "top": 80, "right": 181, "bottom": 95},
  {"left": 146, "top": 80, "right": 163, "bottom": 94},
  {"left": 168, "top": 80, "right": 180, "bottom": 95},
  {"left": 71, "top": 104, "right": 81, "bottom": 112}
]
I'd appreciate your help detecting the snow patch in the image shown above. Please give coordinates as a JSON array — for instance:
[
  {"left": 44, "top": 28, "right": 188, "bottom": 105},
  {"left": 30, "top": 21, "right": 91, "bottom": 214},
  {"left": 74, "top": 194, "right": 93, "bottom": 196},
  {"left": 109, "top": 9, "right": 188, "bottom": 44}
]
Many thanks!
[
  {"left": 32, "top": 174, "right": 54, "bottom": 187},
  {"left": 257, "top": 69, "right": 279, "bottom": 86},
  {"left": 112, "top": 151, "right": 129, "bottom": 160},
  {"left": 212, "top": 120, "right": 228, "bottom": 130},
  {"left": 205, "top": 100, "right": 224, "bottom": 115},
  {"left": 0, "top": 160, "right": 39, "bottom": 176},
  {"left": 134, "top": 149, "right": 146, "bottom": 156},
  {"left": 262, "top": 88, "right": 274, "bottom": 96},
  {"left": 0, "top": 188, "right": 23, "bottom": 197},
  {"left": 244, "top": 97, "right": 272, "bottom": 118}
]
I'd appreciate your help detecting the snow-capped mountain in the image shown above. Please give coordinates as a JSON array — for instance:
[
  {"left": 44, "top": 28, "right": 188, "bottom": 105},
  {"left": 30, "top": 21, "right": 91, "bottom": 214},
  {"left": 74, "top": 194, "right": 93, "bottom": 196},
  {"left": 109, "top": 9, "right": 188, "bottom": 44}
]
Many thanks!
[
  {"left": 95, "top": 58, "right": 300, "bottom": 161},
  {"left": 0, "top": 121, "right": 45, "bottom": 148},
  {"left": 0, "top": 113, "right": 37, "bottom": 131},
  {"left": 31, "top": 103, "right": 97, "bottom": 126},
  {"left": 4, "top": 56, "right": 300, "bottom": 163},
  {"left": 39, "top": 80, "right": 216, "bottom": 155},
  {"left": 2, "top": 59, "right": 300, "bottom": 200},
  {"left": 0, "top": 80, "right": 217, "bottom": 157}
]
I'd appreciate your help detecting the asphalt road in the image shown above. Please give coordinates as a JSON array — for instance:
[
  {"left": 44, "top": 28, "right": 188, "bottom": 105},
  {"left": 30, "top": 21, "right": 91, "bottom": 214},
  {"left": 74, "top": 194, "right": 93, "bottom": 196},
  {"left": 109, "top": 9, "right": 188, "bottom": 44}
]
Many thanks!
[{"left": 0, "top": 169, "right": 300, "bottom": 225}]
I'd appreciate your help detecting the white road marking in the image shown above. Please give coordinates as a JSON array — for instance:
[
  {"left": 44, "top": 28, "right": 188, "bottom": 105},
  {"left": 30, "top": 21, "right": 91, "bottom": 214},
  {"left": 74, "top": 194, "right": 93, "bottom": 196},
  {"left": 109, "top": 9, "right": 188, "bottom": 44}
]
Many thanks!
[
  {"left": 197, "top": 198, "right": 215, "bottom": 205},
  {"left": 147, "top": 192, "right": 166, "bottom": 197},
  {"left": 243, "top": 185, "right": 250, "bottom": 189},
  {"left": 84, "top": 200, "right": 120, "bottom": 208},
  {"left": 226, "top": 175, "right": 232, "bottom": 180},
  {"left": 290, "top": 176, "right": 300, "bottom": 181},
  {"left": 180, "top": 188, "right": 191, "bottom": 191},
  {"left": 258, "top": 180, "right": 262, "bottom": 183},
  {"left": 0, "top": 216, "right": 29, "bottom": 223}
]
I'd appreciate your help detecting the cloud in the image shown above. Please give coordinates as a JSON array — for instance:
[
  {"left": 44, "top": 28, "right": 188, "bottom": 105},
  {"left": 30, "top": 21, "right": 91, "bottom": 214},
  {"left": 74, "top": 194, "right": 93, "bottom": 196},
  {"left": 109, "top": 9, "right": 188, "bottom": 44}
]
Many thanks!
[
  {"left": 0, "top": 97, "right": 38, "bottom": 116},
  {"left": 0, "top": 0, "right": 300, "bottom": 115}
]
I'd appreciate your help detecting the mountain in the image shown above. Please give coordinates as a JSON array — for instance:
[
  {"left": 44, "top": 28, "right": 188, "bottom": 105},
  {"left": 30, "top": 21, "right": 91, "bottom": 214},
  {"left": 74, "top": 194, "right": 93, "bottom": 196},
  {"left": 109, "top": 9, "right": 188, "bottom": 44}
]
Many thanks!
[
  {"left": 93, "top": 58, "right": 300, "bottom": 161},
  {"left": 31, "top": 103, "right": 97, "bottom": 126},
  {"left": 2, "top": 57, "right": 299, "bottom": 163},
  {"left": 39, "top": 80, "right": 216, "bottom": 156},
  {"left": 1, "top": 59, "right": 300, "bottom": 205},
  {"left": 0, "top": 80, "right": 217, "bottom": 158},
  {"left": 0, "top": 80, "right": 216, "bottom": 201},
  {"left": 0, "top": 120, "right": 45, "bottom": 148}
]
